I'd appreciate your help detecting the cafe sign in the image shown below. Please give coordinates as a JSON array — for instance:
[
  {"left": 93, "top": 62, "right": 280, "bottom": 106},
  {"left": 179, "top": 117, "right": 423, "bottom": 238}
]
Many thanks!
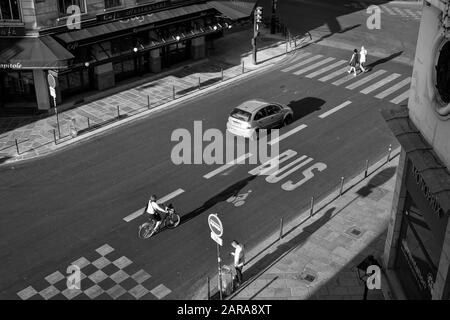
[
  {"left": 96, "top": 0, "right": 170, "bottom": 22},
  {"left": 0, "top": 63, "right": 22, "bottom": 69}
]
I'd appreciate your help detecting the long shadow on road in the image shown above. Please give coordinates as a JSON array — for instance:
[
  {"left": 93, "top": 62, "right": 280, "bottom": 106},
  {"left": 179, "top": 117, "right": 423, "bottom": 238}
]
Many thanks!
[{"left": 180, "top": 174, "right": 258, "bottom": 225}]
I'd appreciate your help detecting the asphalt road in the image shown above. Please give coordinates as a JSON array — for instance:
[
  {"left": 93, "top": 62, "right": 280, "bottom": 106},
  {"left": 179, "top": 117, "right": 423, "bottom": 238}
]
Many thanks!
[{"left": 0, "top": 2, "right": 418, "bottom": 300}]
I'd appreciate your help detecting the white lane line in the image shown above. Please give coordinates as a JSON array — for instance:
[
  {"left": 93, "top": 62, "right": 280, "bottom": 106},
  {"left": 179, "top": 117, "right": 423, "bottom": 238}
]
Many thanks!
[
  {"left": 123, "top": 188, "right": 185, "bottom": 222},
  {"left": 390, "top": 90, "right": 410, "bottom": 104},
  {"left": 360, "top": 73, "right": 401, "bottom": 94},
  {"left": 203, "top": 153, "right": 252, "bottom": 179},
  {"left": 289, "top": 52, "right": 313, "bottom": 64},
  {"left": 381, "top": 5, "right": 397, "bottom": 15},
  {"left": 305, "top": 60, "right": 347, "bottom": 78},
  {"left": 281, "top": 55, "right": 323, "bottom": 73},
  {"left": 404, "top": 8, "right": 419, "bottom": 19},
  {"left": 345, "top": 69, "right": 387, "bottom": 90},
  {"left": 318, "top": 66, "right": 349, "bottom": 82},
  {"left": 268, "top": 124, "right": 308, "bottom": 146},
  {"left": 293, "top": 57, "right": 336, "bottom": 75},
  {"left": 391, "top": 7, "right": 408, "bottom": 17},
  {"left": 375, "top": 77, "right": 411, "bottom": 99},
  {"left": 318, "top": 101, "right": 352, "bottom": 119}
]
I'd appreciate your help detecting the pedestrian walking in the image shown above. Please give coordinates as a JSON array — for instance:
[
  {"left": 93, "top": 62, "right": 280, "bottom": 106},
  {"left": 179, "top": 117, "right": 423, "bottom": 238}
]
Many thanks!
[
  {"left": 230, "top": 240, "right": 245, "bottom": 287},
  {"left": 359, "top": 46, "right": 368, "bottom": 73},
  {"left": 348, "top": 49, "right": 359, "bottom": 76}
]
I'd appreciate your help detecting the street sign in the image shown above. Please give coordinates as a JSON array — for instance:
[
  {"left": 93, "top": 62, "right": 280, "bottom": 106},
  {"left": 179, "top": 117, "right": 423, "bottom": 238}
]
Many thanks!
[
  {"left": 211, "top": 232, "right": 223, "bottom": 246},
  {"left": 208, "top": 214, "right": 223, "bottom": 237},
  {"left": 49, "top": 87, "right": 56, "bottom": 98},
  {"left": 47, "top": 74, "right": 56, "bottom": 88}
]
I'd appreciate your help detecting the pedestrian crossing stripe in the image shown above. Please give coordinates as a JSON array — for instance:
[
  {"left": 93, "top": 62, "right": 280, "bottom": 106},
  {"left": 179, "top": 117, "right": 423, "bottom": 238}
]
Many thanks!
[
  {"left": 345, "top": 70, "right": 387, "bottom": 90},
  {"left": 332, "top": 72, "right": 361, "bottom": 86},
  {"left": 404, "top": 9, "right": 420, "bottom": 19},
  {"left": 360, "top": 73, "right": 401, "bottom": 94},
  {"left": 391, "top": 7, "right": 409, "bottom": 17},
  {"left": 318, "top": 66, "right": 349, "bottom": 82},
  {"left": 380, "top": 5, "right": 396, "bottom": 15},
  {"left": 305, "top": 60, "right": 347, "bottom": 78},
  {"left": 375, "top": 77, "right": 411, "bottom": 99},
  {"left": 390, "top": 90, "right": 410, "bottom": 104},
  {"left": 293, "top": 57, "right": 335, "bottom": 75},
  {"left": 281, "top": 54, "right": 322, "bottom": 73},
  {"left": 289, "top": 51, "right": 313, "bottom": 64}
]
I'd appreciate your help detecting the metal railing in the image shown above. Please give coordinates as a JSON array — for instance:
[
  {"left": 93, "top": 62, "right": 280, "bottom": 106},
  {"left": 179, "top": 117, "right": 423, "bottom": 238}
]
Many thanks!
[{"left": 207, "top": 144, "right": 399, "bottom": 300}]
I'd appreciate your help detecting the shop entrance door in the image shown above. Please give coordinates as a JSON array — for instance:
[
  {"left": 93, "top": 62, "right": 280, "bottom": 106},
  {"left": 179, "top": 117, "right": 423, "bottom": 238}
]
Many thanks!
[{"left": 161, "top": 40, "right": 191, "bottom": 69}]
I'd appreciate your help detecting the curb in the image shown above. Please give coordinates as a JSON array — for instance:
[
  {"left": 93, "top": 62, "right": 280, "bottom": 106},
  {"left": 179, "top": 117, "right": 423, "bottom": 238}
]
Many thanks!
[
  {"left": 221, "top": 147, "right": 402, "bottom": 300},
  {"left": 1, "top": 44, "right": 298, "bottom": 166}
]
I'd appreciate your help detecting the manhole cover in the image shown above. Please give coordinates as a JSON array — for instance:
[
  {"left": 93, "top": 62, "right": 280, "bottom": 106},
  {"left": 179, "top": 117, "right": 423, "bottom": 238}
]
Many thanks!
[
  {"left": 345, "top": 226, "right": 365, "bottom": 239},
  {"left": 303, "top": 274, "right": 315, "bottom": 282}
]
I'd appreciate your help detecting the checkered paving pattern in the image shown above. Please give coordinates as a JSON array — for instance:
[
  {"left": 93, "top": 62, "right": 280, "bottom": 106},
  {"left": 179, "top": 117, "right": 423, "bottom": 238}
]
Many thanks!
[{"left": 16, "top": 244, "right": 172, "bottom": 300}]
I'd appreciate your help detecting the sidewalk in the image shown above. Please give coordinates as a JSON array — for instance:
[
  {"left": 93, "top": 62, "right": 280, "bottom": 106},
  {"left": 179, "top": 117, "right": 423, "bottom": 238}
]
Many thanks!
[
  {"left": 0, "top": 27, "right": 299, "bottom": 165},
  {"left": 221, "top": 150, "right": 401, "bottom": 300}
]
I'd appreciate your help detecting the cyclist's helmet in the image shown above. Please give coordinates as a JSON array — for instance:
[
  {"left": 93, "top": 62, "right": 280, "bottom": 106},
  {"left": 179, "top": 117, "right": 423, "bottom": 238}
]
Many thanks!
[{"left": 150, "top": 195, "right": 157, "bottom": 201}]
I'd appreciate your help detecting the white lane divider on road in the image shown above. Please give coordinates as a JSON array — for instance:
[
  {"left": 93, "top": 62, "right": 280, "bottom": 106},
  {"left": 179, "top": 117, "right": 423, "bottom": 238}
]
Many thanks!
[
  {"left": 375, "top": 77, "right": 411, "bottom": 99},
  {"left": 123, "top": 188, "right": 185, "bottom": 222},
  {"left": 293, "top": 57, "right": 336, "bottom": 76},
  {"left": 203, "top": 153, "right": 252, "bottom": 179},
  {"left": 360, "top": 73, "right": 401, "bottom": 94},
  {"left": 345, "top": 69, "right": 387, "bottom": 90},
  {"left": 318, "top": 101, "right": 352, "bottom": 119},
  {"left": 390, "top": 90, "right": 410, "bottom": 104},
  {"left": 305, "top": 60, "right": 347, "bottom": 79},
  {"left": 281, "top": 55, "right": 323, "bottom": 73},
  {"left": 268, "top": 124, "right": 308, "bottom": 146}
]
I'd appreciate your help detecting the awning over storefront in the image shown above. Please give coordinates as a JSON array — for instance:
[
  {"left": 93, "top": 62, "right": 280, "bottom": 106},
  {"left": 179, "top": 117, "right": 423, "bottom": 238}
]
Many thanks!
[
  {"left": 207, "top": 0, "right": 256, "bottom": 20},
  {"left": 55, "top": 3, "right": 213, "bottom": 45},
  {"left": 0, "top": 36, "right": 74, "bottom": 69},
  {"left": 381, "top": 106, "right": 450, "bottom": 216}
]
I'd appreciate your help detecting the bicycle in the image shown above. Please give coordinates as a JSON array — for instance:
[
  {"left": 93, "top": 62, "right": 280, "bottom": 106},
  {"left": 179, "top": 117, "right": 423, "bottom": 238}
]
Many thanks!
[{"left": 138, "top": 204, "right": 180, "bottom": 239}]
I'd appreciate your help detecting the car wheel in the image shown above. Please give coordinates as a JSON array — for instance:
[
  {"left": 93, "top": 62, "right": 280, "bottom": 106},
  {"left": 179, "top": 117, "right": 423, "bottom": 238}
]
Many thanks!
[{"left": 283, "top": 115, "right": 293, "bottom": 126}]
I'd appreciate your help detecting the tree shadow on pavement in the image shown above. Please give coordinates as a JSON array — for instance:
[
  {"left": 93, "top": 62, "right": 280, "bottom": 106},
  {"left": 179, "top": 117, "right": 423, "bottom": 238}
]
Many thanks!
[
  {"left": 211, "top": 207, "right": 335, "bottom": 299},
  {"left": 180, "top": 174, "right": 258, "bottom": 225},
  {"left": 287, "top": 97, "right": 326, "bottom": 122},
  {"left": 356, "top": 167, "right": 396, "bottom": 198}
]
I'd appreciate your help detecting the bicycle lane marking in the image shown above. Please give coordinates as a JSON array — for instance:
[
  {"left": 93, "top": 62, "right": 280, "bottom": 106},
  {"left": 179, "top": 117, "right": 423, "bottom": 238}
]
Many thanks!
[{"left": 123, "top": 188, "right": 185, "bottom": 222}]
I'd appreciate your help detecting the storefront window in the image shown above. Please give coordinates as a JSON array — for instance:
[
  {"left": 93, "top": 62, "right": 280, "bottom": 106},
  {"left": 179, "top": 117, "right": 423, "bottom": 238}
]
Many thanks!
[
  {"left": 0, "top": 71, "right": 36, "bottom": 107},
  {"left": 59, "top": 69, "right": 90, "bottom": 98},
  {"left": 395, "top": 194, "right": 440, "bottom": 299},
  {"left": 0, "top": 0, "right": 20, "bottom": 20},
  {"left": 436, "top": 40, "right": 450, "bottom": 104},
  {"left": 104, "top": 0, "right": 121, "bottom": 9},
  {"left": 113, "top": 58, "right": 137, "bottom": 82},
  {"left": 58, "top": 0, "right": 86, "bottom": 16}
]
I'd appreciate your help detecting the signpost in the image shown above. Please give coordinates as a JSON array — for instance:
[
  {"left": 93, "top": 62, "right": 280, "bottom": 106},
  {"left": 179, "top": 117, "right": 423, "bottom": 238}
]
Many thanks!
[
  {"left": 208, "top": 213, "right": 223, "bottom": 300},
  {"left": 48, "top": 73, "right": 60, "bottom": 138}
]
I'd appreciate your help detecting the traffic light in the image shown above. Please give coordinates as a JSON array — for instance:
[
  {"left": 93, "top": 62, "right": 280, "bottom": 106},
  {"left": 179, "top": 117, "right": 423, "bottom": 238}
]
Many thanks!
[{"left": 255, "top": 6, "right": 263, "bottom": 23}]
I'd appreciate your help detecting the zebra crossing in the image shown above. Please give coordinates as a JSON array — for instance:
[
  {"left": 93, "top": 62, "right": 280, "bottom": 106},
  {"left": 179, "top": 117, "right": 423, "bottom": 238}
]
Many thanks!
[
  {"left": 281, "top": 52, "right": 411, "bottom": 105},
  {"left": 344, "top": 1, "right": 422, "bottom": 20}
]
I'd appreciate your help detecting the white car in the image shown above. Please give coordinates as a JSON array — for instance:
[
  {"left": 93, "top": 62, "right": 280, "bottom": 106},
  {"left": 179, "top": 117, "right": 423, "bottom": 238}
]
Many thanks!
[{"left": 226, "top": 99, "right": 294, "bottom": 139}]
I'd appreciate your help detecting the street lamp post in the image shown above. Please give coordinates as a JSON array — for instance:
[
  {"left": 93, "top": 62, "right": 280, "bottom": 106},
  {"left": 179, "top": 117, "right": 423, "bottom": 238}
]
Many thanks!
[{"left": 271, "top": 0, "right": 278, "bottom": 34}]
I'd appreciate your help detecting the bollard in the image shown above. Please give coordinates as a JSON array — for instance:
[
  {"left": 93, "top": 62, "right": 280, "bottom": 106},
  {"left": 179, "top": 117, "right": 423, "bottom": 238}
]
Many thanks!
[
  {"left": 364, "top": 159, "right": 369, "bottom": 178},
  {"left": 15, "top": 138, "right": 19, "bottom": 155},
  {"left": 198, "top": 77, "right": 201, "bottom": 90},
  {"left": 86, "top": 117, "right": 90, "bottom": 129},
  {"left": 387, "top": 144, "right": 392, "bottom": 163},
  {"left": 173, "top": 85, "right": 175, "bottom": 100},
  {"left": 285, "top": 38, "right": 288, "bottom": 53},
  {"left": 207, "top": 276, "right": 210, "bottom": 300},
  {"left": 279, "top": 217, "right": 284, "bottom": 240},
  {"left": 242, "top": 61, "right": 244, "bottom": 74},
  {"left": 221, "top": 68, "right": 223, "bottom": 81},
  {"left": 147, "top": 95, "right": 150, "bottom": 109},
  {"left": 53, "top": 129, "right": 57, "bottom": 144},
  {"left": 117, "top": 106, "right": 120, "bottom": 119},
  {"left": 339, "top": 176, "right": 345, "bottom": 196},
  {"left": 310, "top": 196, "right": 315, "bottom": 217}
]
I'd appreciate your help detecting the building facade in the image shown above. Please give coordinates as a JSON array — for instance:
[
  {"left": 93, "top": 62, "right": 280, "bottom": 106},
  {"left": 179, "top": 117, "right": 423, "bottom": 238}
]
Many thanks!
[
  {"left": 0, "top": 0, "right": 255, "bottom": 113},
  {"left": 382, "top": 0, "right": 450, "bottom": 300}
]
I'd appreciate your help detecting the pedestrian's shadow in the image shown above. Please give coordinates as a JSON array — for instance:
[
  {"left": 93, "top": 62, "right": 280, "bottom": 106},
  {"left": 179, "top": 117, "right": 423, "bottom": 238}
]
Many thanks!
[
  {"left": 210, "top": 207, "right": 335, "bottom": 299},
  {"left": 366, "top": 51, "right": 403, "bottom": 70},
  {"left": 180, "top": 174, "right": 257, "bottom": 225},
  {"left": 356, "top": 167, "right": 396, "bottom": 198}
]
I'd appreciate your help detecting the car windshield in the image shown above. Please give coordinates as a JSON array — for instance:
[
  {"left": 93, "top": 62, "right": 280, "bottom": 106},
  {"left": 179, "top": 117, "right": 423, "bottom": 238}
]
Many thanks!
[{"left": 230, "top": 108, "right": 252, "bottom": 122}]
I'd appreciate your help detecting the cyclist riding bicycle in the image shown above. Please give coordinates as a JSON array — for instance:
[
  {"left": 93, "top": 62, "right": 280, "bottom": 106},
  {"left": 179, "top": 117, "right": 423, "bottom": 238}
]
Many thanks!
[{"left": 145, "top": 195, "right": 168, "bottom": 233}]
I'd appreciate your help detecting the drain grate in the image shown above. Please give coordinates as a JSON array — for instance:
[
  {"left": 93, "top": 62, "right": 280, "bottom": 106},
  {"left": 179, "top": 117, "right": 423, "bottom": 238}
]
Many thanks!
[
  {"left": 351, "top": 229, "right": 362, "bottom": 236},
  {"left": 303, "top": 274, "right": 316, "bottom": 283},
  {"left": 345, "top": 226, "right": 365, "bottom": 239}
]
